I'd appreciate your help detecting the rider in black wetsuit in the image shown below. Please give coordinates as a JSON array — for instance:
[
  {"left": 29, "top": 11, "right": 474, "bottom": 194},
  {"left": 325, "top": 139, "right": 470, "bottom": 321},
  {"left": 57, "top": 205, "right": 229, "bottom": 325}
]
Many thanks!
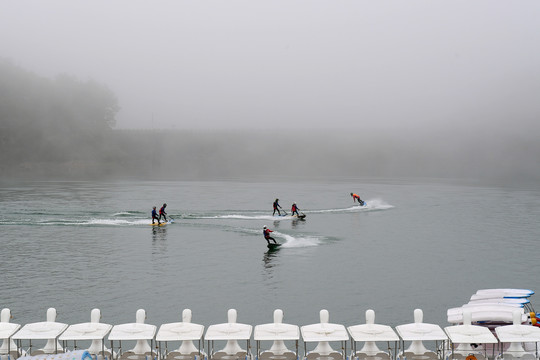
[{"left": 273, "top": 198, "right": 282, "bottom": 216}]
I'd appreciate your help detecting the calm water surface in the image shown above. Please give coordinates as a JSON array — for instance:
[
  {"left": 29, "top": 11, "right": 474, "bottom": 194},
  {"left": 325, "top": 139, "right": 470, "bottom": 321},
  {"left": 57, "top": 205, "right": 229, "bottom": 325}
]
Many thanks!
[{"left": 1, "top": 179, "right": 539, "bottom": 333}]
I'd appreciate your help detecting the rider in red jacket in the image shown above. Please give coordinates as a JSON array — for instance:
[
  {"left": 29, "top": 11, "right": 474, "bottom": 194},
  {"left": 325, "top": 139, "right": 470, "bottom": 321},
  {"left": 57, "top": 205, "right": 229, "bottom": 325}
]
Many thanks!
[
  {"left": 159, "top": 203, "right": 168, "bottom": 222},
  {"left": 263, "top": 226, "right": 277, "bottom": 244},
  {"left": 291, "top": 202, "right": 300, "bottom": 216}
]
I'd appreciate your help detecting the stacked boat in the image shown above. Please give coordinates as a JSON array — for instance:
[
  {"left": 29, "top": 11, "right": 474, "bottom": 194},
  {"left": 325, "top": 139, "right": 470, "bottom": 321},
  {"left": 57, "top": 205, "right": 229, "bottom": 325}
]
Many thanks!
[
  {"left": 2, "top": 289, "right": 540, "bottom": 360},
  {"left": 446, "top": 289, "right": 540, "bottom": 360},
  {"left": 447, "top": 289, "right": 538, "bottom": 327}
]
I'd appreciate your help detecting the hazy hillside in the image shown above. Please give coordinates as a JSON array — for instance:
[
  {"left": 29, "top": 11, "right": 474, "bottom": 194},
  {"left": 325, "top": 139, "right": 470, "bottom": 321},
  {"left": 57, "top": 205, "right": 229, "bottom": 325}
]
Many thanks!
[{"left": 1, "top": 60, "right": 539, "bottom": 185}]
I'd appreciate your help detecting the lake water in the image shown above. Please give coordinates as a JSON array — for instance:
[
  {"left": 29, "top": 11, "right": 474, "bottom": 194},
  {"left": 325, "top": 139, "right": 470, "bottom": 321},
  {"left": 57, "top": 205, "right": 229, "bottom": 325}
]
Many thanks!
[{"left": 1, "top": 178, "right": 539, "bottom": 334}]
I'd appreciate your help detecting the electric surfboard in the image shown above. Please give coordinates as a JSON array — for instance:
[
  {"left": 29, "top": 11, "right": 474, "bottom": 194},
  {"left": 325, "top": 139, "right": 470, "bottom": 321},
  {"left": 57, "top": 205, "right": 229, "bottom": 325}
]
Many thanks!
[{"left": 150, "top": 220, "right": 173, "bottom": 226}]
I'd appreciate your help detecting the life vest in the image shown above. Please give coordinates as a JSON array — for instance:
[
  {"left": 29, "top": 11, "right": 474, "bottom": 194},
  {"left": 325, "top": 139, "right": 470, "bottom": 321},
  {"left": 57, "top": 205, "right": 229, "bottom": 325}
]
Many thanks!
[{"left": 530, "top": 312, "right": 540, "bottom": 327}]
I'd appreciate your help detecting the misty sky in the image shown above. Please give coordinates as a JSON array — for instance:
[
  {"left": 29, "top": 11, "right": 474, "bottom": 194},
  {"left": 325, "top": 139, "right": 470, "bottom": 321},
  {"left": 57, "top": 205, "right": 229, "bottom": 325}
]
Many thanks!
[{"left": 1, "top": 0, "right": 539, "bottom": 133}]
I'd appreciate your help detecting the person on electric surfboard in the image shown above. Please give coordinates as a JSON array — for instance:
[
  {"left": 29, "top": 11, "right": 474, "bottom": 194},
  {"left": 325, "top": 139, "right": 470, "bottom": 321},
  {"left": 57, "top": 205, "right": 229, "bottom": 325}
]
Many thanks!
[
  {"left": 151, "top": 206, "right": 161, "bottom": 225},
  {"left": 159, "top": 203, "right": 167, "bottom": 222},
  {"left": 263, "top": 225, "right": 278, "bottom": 244},
  {"left": 273, "top": 198, "right": 283, "bottom": 216},
  {"left": 291, "top": 202, "right": 301, "bottom": 216},
  {"left": 350, "top": 193, "right": 365, "bottom": 206}
]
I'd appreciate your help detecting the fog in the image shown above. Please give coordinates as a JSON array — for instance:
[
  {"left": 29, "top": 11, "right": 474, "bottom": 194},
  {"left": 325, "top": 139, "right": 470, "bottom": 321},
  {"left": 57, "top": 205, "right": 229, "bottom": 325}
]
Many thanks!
[{"left": 1, "top": 1, "right": 540, "bottom": 183}]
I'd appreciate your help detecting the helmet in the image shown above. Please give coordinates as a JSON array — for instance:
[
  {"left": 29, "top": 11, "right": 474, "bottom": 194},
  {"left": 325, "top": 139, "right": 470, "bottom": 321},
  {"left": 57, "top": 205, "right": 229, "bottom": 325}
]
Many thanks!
[
  {"left": 153, "top": 206, "right": 156, "bottom": 209},
  {"left": 350, "top": 192, "right": 353, "bottom": 196},
  {"left": 263, "top": 225, "right": 267, "bottom": 229},
  {"left": 163, "top": 203, "right": 167, "bottom": 206}
]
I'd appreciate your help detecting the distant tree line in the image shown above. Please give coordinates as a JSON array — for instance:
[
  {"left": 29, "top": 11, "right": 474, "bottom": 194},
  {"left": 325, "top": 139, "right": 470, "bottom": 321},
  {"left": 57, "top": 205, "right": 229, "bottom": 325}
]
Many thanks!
[
  {"left": 0, "top": 59, "right": 119, "bottom": 177},
  {"left": 1, "top": 59, "right": 539, "bottom": 184}
]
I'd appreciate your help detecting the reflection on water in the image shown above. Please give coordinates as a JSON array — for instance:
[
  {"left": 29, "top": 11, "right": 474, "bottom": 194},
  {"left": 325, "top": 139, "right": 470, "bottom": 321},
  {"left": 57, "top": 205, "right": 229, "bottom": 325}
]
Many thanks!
[
  {"left": 261, "top": 249, "right": 280, "bottom": 291},
  {"left": 151, "top": 225, "right": 168, "bottom": 241},
  {"left": 291, "top": 218, "right": 305, "bottom": 228},
  {"left": 151, "top": 226, "right": 168, "bottom": 257},
  {"left": 262, "top": 248, "right": 280, "bottom": 270}
]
